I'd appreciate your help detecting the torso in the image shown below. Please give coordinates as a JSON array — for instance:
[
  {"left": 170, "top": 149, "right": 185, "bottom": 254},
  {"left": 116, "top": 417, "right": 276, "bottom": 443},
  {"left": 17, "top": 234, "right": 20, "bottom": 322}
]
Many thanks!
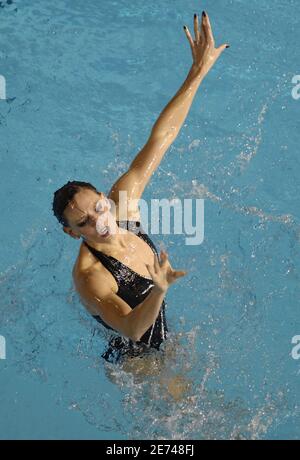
[{"left": 72, "top": 222, "right": 156, "bottom": 315}]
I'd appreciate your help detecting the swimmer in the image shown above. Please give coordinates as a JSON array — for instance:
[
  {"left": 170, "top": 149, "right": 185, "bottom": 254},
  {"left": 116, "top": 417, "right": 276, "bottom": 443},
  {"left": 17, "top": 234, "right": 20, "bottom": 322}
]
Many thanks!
[{"left": 52, "top": 11, "right": 229, "bottom": 365}]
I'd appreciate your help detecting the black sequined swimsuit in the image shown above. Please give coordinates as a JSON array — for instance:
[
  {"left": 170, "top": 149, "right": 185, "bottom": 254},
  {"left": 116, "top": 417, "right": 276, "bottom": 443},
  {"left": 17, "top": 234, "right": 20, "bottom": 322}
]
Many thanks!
[{"left": 83, "top": 220, "right": 168, "bottom": 364}]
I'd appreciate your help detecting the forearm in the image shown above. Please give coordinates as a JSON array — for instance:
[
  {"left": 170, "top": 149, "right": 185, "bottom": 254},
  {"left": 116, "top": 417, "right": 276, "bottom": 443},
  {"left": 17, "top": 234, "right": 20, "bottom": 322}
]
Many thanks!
[
  {"left": 126, "top": 286, "right": 167, "bottom": 341},
  {"left": 127, "top": 65, "right": 205, "bottom": 188},
  {"left": 151, "top": 64, "right": 205, "bottom": 140}
]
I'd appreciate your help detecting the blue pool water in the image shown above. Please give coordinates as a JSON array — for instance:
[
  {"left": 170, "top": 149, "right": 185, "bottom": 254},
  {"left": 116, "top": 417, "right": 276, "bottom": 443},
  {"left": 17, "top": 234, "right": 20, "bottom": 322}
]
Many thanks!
[{"left": 0, "top": 0, "right": 300, "bottom": 439}]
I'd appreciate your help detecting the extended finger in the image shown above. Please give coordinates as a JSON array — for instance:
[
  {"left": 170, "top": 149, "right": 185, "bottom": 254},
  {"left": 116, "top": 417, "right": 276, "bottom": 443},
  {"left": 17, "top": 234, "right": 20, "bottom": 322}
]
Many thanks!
[
  {"left": 183, "top": 25, "right": 195, "bottom": 57},
  {"left": 194, "top": 13, "right": 200, "bottom": 43},
  {"left": 160, "top": 250, "right": 169, "bottom": 268},
  {"left": 203, "top": 11, "right": 215, "bottom": 47},
  {"left": 200, "top": 11, "right": 207, "bottom": 43},
  {"left": 172, "top": 270, "right": 187, "bottom": 279},
  {"left": 153, "top": 255, "right": 160, "bottom": 273},
  {"left": 216, "top": 43, "right": 230, "bottom": 58}
]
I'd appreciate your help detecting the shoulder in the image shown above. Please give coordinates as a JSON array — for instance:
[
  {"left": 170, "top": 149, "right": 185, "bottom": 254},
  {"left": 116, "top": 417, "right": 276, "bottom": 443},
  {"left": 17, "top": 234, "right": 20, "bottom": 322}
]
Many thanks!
[
  {"left": 72, "top": 242, "right": 95, "bottom": 281},
  {"left": 72, "top": 243, "right": 117, "bottom": 296}
]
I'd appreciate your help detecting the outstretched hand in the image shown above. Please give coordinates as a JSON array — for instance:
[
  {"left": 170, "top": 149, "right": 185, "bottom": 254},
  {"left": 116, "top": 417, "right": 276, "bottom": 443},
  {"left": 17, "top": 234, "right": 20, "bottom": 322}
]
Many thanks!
[
  {"left": 183, "top": 11, "right": 229, "bottom": 77},
  {"left": 146, "top": 250, "right": 187, "bottom": 294}
]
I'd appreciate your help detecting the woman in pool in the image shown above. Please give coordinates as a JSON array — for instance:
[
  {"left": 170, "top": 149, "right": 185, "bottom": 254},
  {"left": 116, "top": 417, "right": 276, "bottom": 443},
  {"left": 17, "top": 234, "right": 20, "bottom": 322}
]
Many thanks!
[{"left": 52, "top": 11, "right": 229, "bottom": 365}]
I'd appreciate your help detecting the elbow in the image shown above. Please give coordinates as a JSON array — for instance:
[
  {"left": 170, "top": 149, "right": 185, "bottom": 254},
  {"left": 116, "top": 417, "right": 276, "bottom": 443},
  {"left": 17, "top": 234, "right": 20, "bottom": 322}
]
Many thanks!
[
  {"left": 129, "top": 329, "right": 142, "bottom": 342},
  {"left": 129, "top": 326, "right": 142, "bottom": 342},
  {"left": 151, "top": 126, "right": 178, "bottom": 144},
  {"left": 131, "top": 334, "right": 141, "bottom": 342}
]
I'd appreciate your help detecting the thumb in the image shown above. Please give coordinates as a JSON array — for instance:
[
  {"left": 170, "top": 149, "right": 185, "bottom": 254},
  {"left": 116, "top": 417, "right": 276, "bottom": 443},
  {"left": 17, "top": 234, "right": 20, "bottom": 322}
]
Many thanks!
[
  {"left": 145, "top": 264, "right": 155, "bottom": 278},
  {"left": 173, "top": 270, "right": 188, "bottom": 279}
]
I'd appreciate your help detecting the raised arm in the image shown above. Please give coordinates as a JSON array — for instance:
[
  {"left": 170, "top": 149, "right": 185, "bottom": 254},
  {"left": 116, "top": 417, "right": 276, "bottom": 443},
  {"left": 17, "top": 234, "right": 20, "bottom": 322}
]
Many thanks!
[{"left": 108, "top": 11, "right": 229, "bottom": 218}]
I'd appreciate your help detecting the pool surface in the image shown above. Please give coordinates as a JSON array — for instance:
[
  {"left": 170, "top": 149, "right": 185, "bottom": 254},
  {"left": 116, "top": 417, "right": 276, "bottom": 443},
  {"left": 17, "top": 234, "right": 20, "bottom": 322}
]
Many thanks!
[{"left": 0, "top": 0, "right": 299, "bottom": 439}]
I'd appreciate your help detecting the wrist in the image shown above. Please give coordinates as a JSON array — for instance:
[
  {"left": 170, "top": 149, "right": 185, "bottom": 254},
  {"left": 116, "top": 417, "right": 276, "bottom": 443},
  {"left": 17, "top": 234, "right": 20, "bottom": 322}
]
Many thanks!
[
  {"left": 189, "top": 64, "right": 206, "bottom": 81},
  {"left": 152, "top": 285, "right": 168, "bottom": 295}
]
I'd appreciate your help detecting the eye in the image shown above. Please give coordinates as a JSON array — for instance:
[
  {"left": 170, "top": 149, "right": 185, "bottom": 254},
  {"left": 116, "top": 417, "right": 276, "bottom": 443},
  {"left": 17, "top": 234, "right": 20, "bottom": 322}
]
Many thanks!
[{"left": 78, "top": 220, "right": 88, "bottom": 227}]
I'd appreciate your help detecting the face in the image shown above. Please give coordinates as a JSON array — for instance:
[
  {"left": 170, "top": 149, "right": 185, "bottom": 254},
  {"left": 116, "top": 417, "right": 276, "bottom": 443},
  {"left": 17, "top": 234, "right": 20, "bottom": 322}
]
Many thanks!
[{"left": 63, "top": 189, "right": 117, "bottom": 241}]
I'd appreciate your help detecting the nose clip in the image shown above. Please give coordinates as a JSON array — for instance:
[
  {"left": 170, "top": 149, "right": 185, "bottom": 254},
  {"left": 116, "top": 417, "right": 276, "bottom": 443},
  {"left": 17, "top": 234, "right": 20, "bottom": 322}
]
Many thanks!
[
  {"left": 95, "top": 197, "right": 111, "bottom": 213},
  {"left": 96, "top": 213, "right": 108, "bottom": 235},
  {"left": 94, "top": 197, "right": 117, "bottom": 236}
]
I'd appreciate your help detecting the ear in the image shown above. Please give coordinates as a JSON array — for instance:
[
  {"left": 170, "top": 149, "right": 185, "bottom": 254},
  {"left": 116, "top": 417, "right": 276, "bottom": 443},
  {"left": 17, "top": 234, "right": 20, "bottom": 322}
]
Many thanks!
[{"left": 63, "top": 226, "right": 81, "bottom": 240}]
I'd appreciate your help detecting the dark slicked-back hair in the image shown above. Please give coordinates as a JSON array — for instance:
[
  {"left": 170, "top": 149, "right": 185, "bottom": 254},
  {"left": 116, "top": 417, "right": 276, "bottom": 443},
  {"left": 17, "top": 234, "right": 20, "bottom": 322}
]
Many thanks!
[{"left": 52, "top": 180, "right": 98, "bottom": 227}]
